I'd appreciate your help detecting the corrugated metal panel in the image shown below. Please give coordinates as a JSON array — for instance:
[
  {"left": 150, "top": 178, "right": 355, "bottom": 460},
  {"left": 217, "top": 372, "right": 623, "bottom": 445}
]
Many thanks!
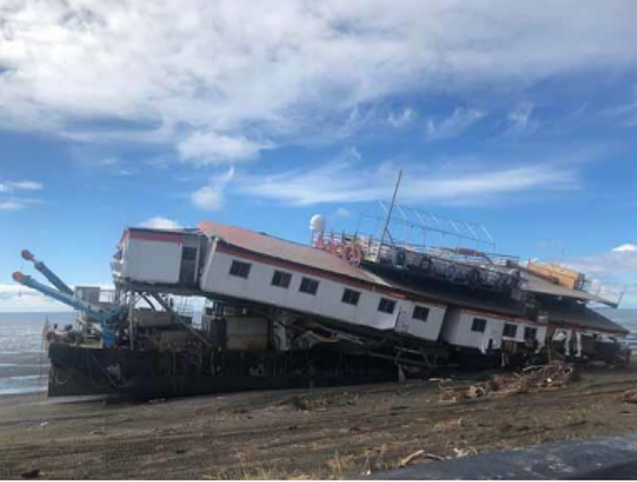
[{"left": 198, "top": 221, "right": 391, "bottom": 287}]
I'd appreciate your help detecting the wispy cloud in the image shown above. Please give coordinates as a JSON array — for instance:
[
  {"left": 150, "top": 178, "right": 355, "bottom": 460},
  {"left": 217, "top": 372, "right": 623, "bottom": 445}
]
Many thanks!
[
  {"left": 235, "top": 149, "right": 579, "bottom": 207},
  {"left": 426, "top": 108, "right": 485, "bottom": 141},
  {"left": 0, "top": 180, "right": 43, "bottom": 192},
  {"left": 191, "top": 167, "right": 235, "bottom": 211},
  {"left": 139, "top": 217, "right": 183, "bottom": 230},
  {"left": 604, "top": 87, "right": 637, "bottom": 127},
  {"left": 0, "top": 200, "right": 24, "bottom": 211},
  {"left": 501, "top": 103, "right": 540, "bottom": 138},
  {"left": 335, "top": 207, "right": 350, "bottom": 218},
  {"left": 388, "top": 107, "right": 415, "bottom": 128},
  {"left": 0, "top": 180, "right": 44, "bottom": 211}
]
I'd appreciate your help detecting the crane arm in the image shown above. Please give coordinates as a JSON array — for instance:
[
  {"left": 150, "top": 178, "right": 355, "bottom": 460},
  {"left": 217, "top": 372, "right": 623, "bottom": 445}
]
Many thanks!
[
  {"left": 12, "top": 272, "right": 122, "bottom": 348},
  {"left": 21, "top": 250, "right": 74, "bottom": 296}
]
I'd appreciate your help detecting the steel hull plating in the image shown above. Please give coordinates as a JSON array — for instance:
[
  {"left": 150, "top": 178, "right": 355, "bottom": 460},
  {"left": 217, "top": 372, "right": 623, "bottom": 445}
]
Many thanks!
[{"left": 47, "top": 342, "right": 399, "bottom": 399}]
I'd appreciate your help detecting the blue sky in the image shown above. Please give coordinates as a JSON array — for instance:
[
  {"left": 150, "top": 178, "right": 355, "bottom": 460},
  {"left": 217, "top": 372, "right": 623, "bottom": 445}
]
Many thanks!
[{"left": 1, "top": 0, "right": 637, "bottom": 310}]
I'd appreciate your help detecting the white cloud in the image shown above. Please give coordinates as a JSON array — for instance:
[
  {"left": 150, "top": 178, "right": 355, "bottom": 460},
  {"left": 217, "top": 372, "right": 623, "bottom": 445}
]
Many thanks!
[
  {"left": 191, "top": 167, "right": 235, "bottom": 210},
  {"left": 2, "top": 1, "right": 637, "bottom": 154},
  {"left": 426, "top": 108, "right": 485, "bottom": 140},
  {"left": 0, "top": 283, "right": 114, "bottom": 312},
  {"left": 564, "top": 245, "right": 637, "bottom": 306},
  {"left": 0, "top": 284, "right": 71, "bottom": 312},
  {"left": 178, "top": 132, "right": 271, "bottom": 165},
  {"left": 613, "top": 244, "right": 637, "bottom": 253},
  {"left": 139, "top": 216, "right": 183, "bottom": 230},
  {"left": 237, "top": 150, "right": 578, "bottom": 206}
]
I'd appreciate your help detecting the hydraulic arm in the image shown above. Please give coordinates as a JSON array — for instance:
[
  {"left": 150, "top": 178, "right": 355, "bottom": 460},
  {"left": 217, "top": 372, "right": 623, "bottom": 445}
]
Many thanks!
[
  {"left": 21, "top": 250, "right": 74, "bottom": 296},
  {"left": 12, "top": 271, "right": 122, "bottom": 348}
]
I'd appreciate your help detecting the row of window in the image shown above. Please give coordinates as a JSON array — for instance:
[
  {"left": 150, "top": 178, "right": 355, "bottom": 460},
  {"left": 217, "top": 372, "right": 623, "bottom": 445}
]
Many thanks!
[
  {"left": 228, "top": 259, "right": 431, "bottom": 322},
  {"left": 471, "top": 317, "right": 538, "bottom": 340}
]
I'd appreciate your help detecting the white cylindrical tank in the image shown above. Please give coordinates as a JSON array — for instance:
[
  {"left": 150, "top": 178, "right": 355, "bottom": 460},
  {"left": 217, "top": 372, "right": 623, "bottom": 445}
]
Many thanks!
[{"left": 309, "top": 214, "right": 326, "bottom": 234}]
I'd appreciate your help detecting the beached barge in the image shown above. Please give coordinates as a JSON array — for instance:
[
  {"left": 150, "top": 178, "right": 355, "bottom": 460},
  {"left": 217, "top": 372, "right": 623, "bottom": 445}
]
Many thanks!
[{"left": 13, "top": 204, "right": 630, "bottom": 398}]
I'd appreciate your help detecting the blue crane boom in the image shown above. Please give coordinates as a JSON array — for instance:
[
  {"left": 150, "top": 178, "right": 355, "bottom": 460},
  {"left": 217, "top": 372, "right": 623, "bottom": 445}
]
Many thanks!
[
  {"left": 21, "top": 250, "right": 74, "bottom": 296},
  {"left": 12, "top": 271, "right": 122, "bottom": 348}
]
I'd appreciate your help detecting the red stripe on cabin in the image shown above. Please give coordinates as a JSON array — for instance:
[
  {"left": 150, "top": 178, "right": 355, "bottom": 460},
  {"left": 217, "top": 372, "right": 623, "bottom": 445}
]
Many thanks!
[
  {"left": 215, "top": 243, "right": 446, "bottom": 307},
  {"left": 127, "top": 231, "right": 184, "bottom": 244}
]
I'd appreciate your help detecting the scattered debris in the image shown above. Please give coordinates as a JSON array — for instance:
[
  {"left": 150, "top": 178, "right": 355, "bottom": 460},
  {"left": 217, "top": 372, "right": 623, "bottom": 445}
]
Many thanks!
[
  {"left": 398, "top": 450, "right": 446, "bottom": 467},
  {"left": 284, "top": 392, "right": 359, "bottom": 411},
  {"left": 622, "top": 389, "right": 637, "bottom": 404},
  {"left": 453, "top": 447, "right": 478, "bottom": 458},
  {"left": 440, "top": 362, "right": 579, "bottom": 403},
  {"left": 398, "top": 450, "right": 424, "bottom": 467}
]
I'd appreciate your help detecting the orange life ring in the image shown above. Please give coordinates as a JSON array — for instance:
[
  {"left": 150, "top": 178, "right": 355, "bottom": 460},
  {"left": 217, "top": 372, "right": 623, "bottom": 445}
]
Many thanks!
[{"left": 342, "top": 243, "right": 363, "bottom": 266}]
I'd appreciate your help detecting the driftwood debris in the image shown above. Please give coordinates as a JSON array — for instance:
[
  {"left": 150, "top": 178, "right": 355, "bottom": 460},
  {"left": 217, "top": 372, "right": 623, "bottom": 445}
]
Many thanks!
[
  {"left": 621, "top": 389, "right": 637, "bottom": 404},
  {"left": 440, "top": 362, "right": 579, "bottom": 403}
]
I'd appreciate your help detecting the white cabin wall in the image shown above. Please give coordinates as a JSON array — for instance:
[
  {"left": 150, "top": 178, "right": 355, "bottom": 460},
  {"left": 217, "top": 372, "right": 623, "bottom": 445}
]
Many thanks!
[
  {"left": 442, "top": 309, "right": 546, "bottom": 350},
  {"left": 396, "top": 303, "right": 446, "bottom": 341},
  {"left": 442, "top": 312, "right": 503, "bottom": 350},
  {"left": 199, "top": 250, "right": 445, "bottom": 341},
  {"left": 122, "top": 238, "right": 182, "bottom": 284}
]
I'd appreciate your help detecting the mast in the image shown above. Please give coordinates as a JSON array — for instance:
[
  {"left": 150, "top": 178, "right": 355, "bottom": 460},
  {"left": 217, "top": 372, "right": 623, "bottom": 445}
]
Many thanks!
[{"left": 376, "top": 169, "right": 402, "bottom": 262}]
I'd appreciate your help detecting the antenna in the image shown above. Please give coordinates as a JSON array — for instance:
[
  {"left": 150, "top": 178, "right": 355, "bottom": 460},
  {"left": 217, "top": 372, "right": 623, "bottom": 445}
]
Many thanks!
[{"left": 377, "top": 170, "right": 402, "bottom": 261}]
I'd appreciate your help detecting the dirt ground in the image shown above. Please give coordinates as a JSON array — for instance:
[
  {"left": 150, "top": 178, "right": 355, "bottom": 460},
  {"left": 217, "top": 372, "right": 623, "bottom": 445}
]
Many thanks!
[{"left": 1, "top": 364, "right": 637, "bottom": 480}]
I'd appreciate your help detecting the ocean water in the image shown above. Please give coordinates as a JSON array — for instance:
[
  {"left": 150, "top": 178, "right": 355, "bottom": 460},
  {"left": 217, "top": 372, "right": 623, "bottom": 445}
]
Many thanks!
[
  {"left": 0, "top": 312, "right": 74, "bottom": 395},
  {"left": 598, "top": 308, "right": 637, "bottom": 352},
  {"left": 0, "top": 309, "right": 635, "bottom": 396}
]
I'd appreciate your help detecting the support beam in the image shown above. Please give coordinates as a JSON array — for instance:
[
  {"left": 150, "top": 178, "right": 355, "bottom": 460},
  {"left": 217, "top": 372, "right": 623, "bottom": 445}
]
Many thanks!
[{"left": 149, "top": 292, "right": 212, "bottom": 348}]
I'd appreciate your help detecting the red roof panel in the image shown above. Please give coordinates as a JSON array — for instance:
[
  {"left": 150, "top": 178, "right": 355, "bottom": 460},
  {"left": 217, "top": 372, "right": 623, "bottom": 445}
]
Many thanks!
[{"left": 198, "top": 221, "right": 388, "bottom": 286}]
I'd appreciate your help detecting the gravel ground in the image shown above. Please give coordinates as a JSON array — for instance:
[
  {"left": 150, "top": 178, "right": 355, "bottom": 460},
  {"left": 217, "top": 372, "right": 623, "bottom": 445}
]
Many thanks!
[{"left": 1, "top": 364, "right": 637, "bottom": 479}]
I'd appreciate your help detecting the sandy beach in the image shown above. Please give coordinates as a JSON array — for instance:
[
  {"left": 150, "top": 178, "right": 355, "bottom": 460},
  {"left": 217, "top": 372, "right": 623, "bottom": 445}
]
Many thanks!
[{"left": 1, "top": 364, "right": 637, "bottom": 479}]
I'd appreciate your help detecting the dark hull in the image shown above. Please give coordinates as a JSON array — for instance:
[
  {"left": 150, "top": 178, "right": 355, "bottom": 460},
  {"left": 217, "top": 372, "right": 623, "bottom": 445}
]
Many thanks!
[{"left": 47, "top": 342, "right": 399, "bottom": 399}]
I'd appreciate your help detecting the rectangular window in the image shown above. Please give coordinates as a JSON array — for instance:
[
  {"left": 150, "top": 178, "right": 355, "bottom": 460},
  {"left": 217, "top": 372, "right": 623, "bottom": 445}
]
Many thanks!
[
  {"left": 271, "top": 270, "right": 292, "bottom": 289},
  {"left": 299, "top": 277, "right": 319, "bottom": 295},
  {"left": 471, "top": 318, "right": 487, "bottom": 333},
  {"left": 341, "top": 288, "right": 361, "bottom": 306},
  {"left": 412, "top": 306, "right": 430, "bottom": 322},
  {"left": 377, "top": 298, "right": 396, "bottom": 314},
  {"left": 524, "top": 327, "right": 538, "bottom": 341},
  {"left": 503, "top": 323, "right": 518, "bottom": 338},
  {"left": 229, "top": 260, "right": 251, "bottom": 279}
]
